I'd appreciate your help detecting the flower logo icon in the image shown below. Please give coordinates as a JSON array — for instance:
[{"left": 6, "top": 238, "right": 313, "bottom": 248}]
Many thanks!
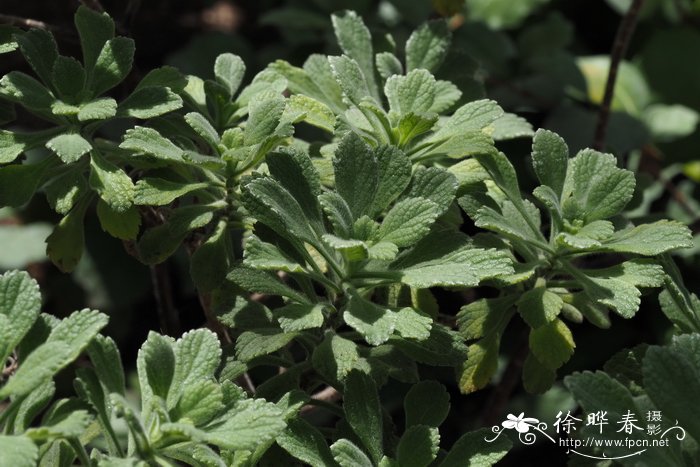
[{"left": 502, "top": 413, "right": 540, "bottom": 433}]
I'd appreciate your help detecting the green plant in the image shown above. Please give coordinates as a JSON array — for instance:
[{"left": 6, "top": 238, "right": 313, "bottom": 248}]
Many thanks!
[{"left": 0, "top": 4, "right": 698, "bottom": 466}]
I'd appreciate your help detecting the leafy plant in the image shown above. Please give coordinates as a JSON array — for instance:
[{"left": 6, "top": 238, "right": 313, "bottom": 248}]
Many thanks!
[{"left": 1, "top": 3, "right": 699, "bottom": 466}]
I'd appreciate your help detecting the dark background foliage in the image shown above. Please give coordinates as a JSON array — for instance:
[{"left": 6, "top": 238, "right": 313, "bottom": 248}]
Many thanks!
[{"left": 1, "top": 0, "right": 698, "bottom": 464}]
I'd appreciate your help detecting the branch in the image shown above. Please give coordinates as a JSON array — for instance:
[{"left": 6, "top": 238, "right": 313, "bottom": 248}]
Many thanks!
[
  {"left": 149, "top": 263, "right": 181, "bottom": 337},
  {"left": 593, "top": 0, "right": 645, "bottom": 150},
  {"left": 79, "top": 0, "right": 105, "bottom": 13},
  {"left": 301, "top": 386, "right": 342, "bottom": 414},
  {"left": 0, "top": 13, "right": 58, "bottom": 31}
]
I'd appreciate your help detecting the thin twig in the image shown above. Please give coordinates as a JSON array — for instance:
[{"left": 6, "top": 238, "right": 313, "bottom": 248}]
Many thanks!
[
  {"left": 300, "top": 386, "right": 342, "bottom": 414},
  {"left": 0, "top": 13, "right": 57, "bottom": 31},
  {"left": 593, "top": 0, "right": 645, "bottom": 150},
  {"left": 149, "top": 263, "right": 181, "bottom": 337},
  {"left": 197, "top": 292, "right": 232, "bottom": 345},
  {"left": 79, "top": 0, "right": 105, "bottom": 13},
  {"left": 479, "top": 328, "right": 529, "bottom": 427}
]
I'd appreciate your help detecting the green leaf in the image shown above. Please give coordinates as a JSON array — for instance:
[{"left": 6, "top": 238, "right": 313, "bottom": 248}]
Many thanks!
[
  {"left": 137, "top": 205, "right": 216, "bottom": 264},
  {"left": 331, "top": 439, "right": 373, "bottom": 467},
  {"left": 15, "top": 29, "right": 58, "bottom": 86},
  {"left": 344, "top": 294, "right": 397, "bottom": 346},
  {"left": 46, "top": 196, "right": 89, "bottom": 272},
  {"left": 133, "top": 178, "right": 207, "bottom": 206},
  {"left": 643, "top": 104, "right": 699, "bottom": 141},
  {"left": 91, "top": 37, "right": 134, "bottom": 95},
  {"left": 0, "top": 223, "right": 52, "bottom": 270},
  {"left": 77, "top": 97, "right": 117, "bottom": 121},
  {"left": 404, "top": 381, "right": 450, "bottom": 428},
  {"left": 277, "top": 418, "right": 339, "bottom": 467},
  {"left": 0, "top": 435, "right": 38, "bottom": 467},
  {"left": 643, "top": 335, "right": 700, "bottom": 441},
  {"left": 0, "top": 158, "right": 55, "bottom": 207},
  {"left": 331, "top": 11, "right": 379, "bottom": 102},
  {"left": 375, "top": 52, "right": 402, "bottom": 81},
  {"left": 74, "top": 6, "right": 114, "bottom": 72},
  {"left": 236, "top": 329, "right": 297, "bottom": 363},
  {"left": 267, "top": 148, "right": 322, "bottom": 226},
  {"left": 120, "top": 126, "right": 184, "bottom": 162},
  {"left": 87, "top": 334, "right": 125, "bottom": 395},
  {"left": 491, "top": 113, "right": 534, "bottom": 140},
  {"left": 89, "top": 152, "right": 134, "bottom": 212},
  {"left": 214, "top": 53, "right": 246, "bottom": 98},
  {"left": 378, "top": 197, "right": 440, "bottom": 247},
  {"left": 329, "top": 55, "right": 372, "bottom": 106},
  {"left": 243, "top": 235, "right": 304, "bottom": 273},
  {"left": 287, "top": 94, "right": 336, "bottom": 132},
  {"left": 45, "top": 133, "right": 92, "bottom": 164},
  {"left": 227, "top": 267, "right": 309, "bottom": 304},
  {"left": 531, "top": 129, "right": 568, "bottom": 197},
  {"left": 397, "top": 425, "right": 439, "bottom": 467},
  {"left": 344, "top": 370, "right": 383, "bottom": 463},
  {"left": 394, "top": 307, "right": 432, "bottom": 340},
  {"left": 518, "top": 286, "right": 563, "bottom": 328},
  {"left": 601, "top": 220, "right": 693, "bottom": 255},
  {"left": 52, "top": 56, "right": 85, "bottom": 99},
  {"left": 0, "top": 26, "right": 19, "bottom": 54},
  {"left": 276, "top": 304, "right": 325, "bottom": 332},
  {"left": 385, "top": 69, "right": 436, "bottom": 115},
  {"left": 185, "top": 112, "right": 220, "bottom": 151},
  {"left": 312, "top": 333, "right": 363, "bottom": 385},
  {"left": 241, "top": 176, "right": 316, "bottom": 243},
  {"left": 522, "top": 354, "right": 556, "bottom": 394},
  {"left": 529, "top": 318, "right": 574, "bottom": 370},
  {"left": 406, "top": 20, "right": 451, "bottom": 72},
  {"left": 391, "top": 324, "right": 467, "bottom": 367},
  {"left": 458, "top": 335, "right": 499, "bottom": 394},
  {"left": 244, "top": 94, "right": 286, "bottom": 145},
  {"left": 561, "top": 149, "right": 635, "bottom": 222},
  {"left": 118, "top": 86, "right": 183, "bottom": 119},
  {"left": 432, "top": 99, "right": 503, "bottom": 140},
  {"left": 0, "top": 129, "right": 51, "bottom": 164},
  {"left": 393, "top": 231, "right": 513, "bottom": 288},
  {"left": 439, "top": 428, "right": 511, "bottom": 467},
  {"left": 137, "top": 331, "right": 175, "bottom": 403},
  {"left": 431, "top": 80, "right": 462, "bottom": 114},
  {"left": 204, "top": 398, "right": 286, "bottom": 451},
  {"left": 457, "top": 296, "right": 516, "bottom": 341},
  {"left": 0, "top": 270, "right": 41, "bottom": 365},
  {"left": 190, "top": 220, "right": 230, "bottom": 292},
  {"left": 26, "top": 409, "right": 92, "bottom": 441},
  {"left": 406, "top": 166, "right": 457, "bottom": 215},
  {"left": 0, "top": 71, "right": 54, "bottom": 110},
  {"left": 135, "top": 66, "right": 186, "bottom": 92},
  {"left": 96, "top": 201, "right": 140, "bottom": 240},
  {"left": 169, "top": 329, "right": 221, "bottom": 406},
  {"left": 333, "top": 133, "right": 378, "bottom": 219},
  {"left": 0, "top": 309, "right": 108, "bottom": 398}
]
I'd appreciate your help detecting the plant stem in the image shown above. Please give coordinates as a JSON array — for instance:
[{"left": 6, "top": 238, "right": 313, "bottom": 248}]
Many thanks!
[
  {"left": 301, "top": 386, "right": 342, "bottom": 415},
  {"left": 0, "top": 14, "right": 59, "bottom": 31},
  {"left": 149, "top": 263, "right": 181, "bottom": 337},
  {"left": 593, "top": 0, "right": 645, "bottom": 150}
]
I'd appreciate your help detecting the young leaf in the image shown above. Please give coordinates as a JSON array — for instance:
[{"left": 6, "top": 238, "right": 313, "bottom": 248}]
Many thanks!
[
  {"left": 601, "top": 220, "right": 693, "bottom": 255},
  {"left": 169, "top": 329, "right": 222, "bottom": 406},
  {"left": 227, "top": 267, "right": 309, "bottom": 304},
  {"left": 0, "top": 71, "right": 54, "bottom": 111},
  {"left": 529, "top": 318, "right": 575, "bottom": 369},
  {"left": 137, "top": 331, "right": 176, "bottom": 402},
  {"left": 329, "top": 55, "right": 372, "bottom": 106},
  {"left": 45, "top": 133, "right": 92, "bottom": 164},
  {"left": 375, "top": 52, "right": 403, "bottom": 81},
  {"left": 77, "top": 97, "right": 117, "bottom": 121},
  {"left": 89, "top": 152, "right": 135, "bottom": 212},
  {"left": 517, "top": 286, "right": 563, "bottom": 328},
  {"left": 459, "top": 335, "right": 499, "bottom": 394},
  {"left": 331, "top": 11, "right": 379, "bottom": 102},
  {"left": 121, "top": 126, "right": 184, "bottom": 162},
  {"left": 133, "top": 178, "right": 208, "bottom": 206},
  {"left": 214, "top": 53, "right": 246, "bottom": 98},
  {"left": 203, "top": 398, "right": 286, "bottom": 451},
  {"left": 185, "top": 112, "right": 220, "bottom": 151},
  {"left": 385, "top": 69, "right": 436, "bottom": 115},
  {"left": 117, "top": 86, "right": 183, "bottom": 119},
  {"left": 343, "top": 370, "right": 383, "bottom": 463},
  {"left": 190, "top": 219, "right": 230, "bottom": 292},
  {"left": 531, "top": 128, "right": 568, "bottom": 197},
  {"left": 244, "top": 94, "right": 286, "bottom": 145},
  {"left": 396, "top": 425, "right": 439, "bottom": 467},
  {"left": 74, "top": 6, "right": 114, "bottom": 72},
  {"left": 0, "top": 270, "right": 41, "bottom": 365},
  {"left": 46, "top": 196, "right": 90, "bottom": 272},
  {"left": 405, "top": 20, "right": 451, "bottom": 72},
  {"left": 87, "top": 334, "right": 125, "bottom": 395},
  {"left": 277, "top": 418, "right": 339, "bottom": 467},
  {"left": 52, "top": 56, "right": 85, "bottom": 100},
  {"left": 14, "top": 29, "right": 58, "bottom": 87},
  {"left": 0, "top": 435, "right": 39, "bottom": 467},
  {"left": 276, "top": 304, "right": 325, "bottom": 332},
  {"left": 90, "top": 37, "right": 135, "bottom": 95},
  {"left": 331, "top": 439, "right": 373, "bottom": 467}
]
